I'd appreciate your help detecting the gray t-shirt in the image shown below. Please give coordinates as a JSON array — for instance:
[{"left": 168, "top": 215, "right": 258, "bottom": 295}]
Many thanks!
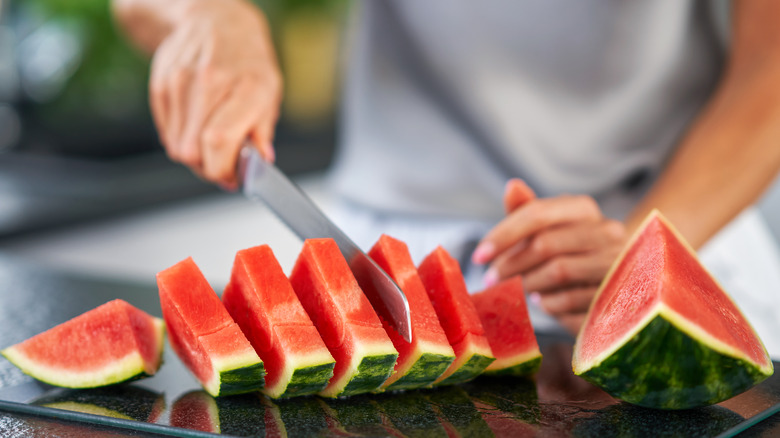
[{"left": 328, "top": 0, "right": 728, "bottom": 222}]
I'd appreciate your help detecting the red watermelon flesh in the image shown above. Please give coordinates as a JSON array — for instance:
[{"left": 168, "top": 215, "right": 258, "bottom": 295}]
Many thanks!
[
  {"left": 417, "top": 246, "right": 495, "bottom": 385},
  {"left": 1, "top": 299, "right": 164, "bottom": 388},
  {"left": 157, "top": 257, "right": 265, "bottom": 397},
  {"left": 573, "top": 210, "right": 773, "bottom": 409},
  {"left": 575, "top": 212, "right": 771, "bottom": 371},
  {"left": 367, "top": 235, "right": 455, "bottom": 390},
  {"left": 223, "top": 245, "right": 335, "bottom": 398},
  {"left": 471, "top": 277, "right": 542, "bottom": 375},
  {"left": 290, "top": 238, "right": 398, "bottom": 397}
]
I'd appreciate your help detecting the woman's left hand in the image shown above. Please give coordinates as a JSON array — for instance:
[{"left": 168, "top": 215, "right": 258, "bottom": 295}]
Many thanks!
[{"left": 472, "top": 180, "right": 628, "bottom": 334}]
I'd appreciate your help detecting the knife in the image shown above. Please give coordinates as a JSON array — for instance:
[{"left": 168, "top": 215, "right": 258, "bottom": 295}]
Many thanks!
[{"left": 238, "top": 145, "right": 412, "bottom": 342}]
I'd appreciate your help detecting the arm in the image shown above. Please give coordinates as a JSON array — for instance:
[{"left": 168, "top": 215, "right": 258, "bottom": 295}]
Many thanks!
[
  {"left": 472, "top": 0, "right": 780, "bottom": 335},
  {"left": 625, "top": 0, "right": 780, "bottom": 248},
  {"left": 112, "top": 0, "right": 281, "bottom": 187}
]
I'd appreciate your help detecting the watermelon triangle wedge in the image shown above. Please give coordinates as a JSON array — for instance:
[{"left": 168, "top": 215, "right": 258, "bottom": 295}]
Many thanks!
[
  {"left": 223, "top": 244, "right": 336, "bottom": 399},
  {"left": 572, "top": 210, "right": 774, "bottom": 409},
  {"left": 157, "top": 257, "right": 266, "bottom": 397},
  {"left": 472, "top": 276, "right": 542, "bottom": 376},
  {"left": 367, "top": 235, "right": 456, "bottom": 391},
  {"left": 1, "top": 299, "right": 165, "bottom": 389},
  {"left": 289, "top": 238, "right": 398, "bottom": 397},
  {"left": 417, "top": 246, "right": 495, "bottom": 386}
]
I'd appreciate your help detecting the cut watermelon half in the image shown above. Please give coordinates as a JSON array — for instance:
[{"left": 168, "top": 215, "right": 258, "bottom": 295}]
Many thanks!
[
  {"left": 367, "top": 235, "right": 455, "bottom": 391},
  {"left": 417, "top": 246, "right": 495, "bottom": 385},
  {"left": 223, "top": 244, "right": 336, "bottom": 398},
  {"left": 472, "top": 276, "right": 542, "bottom": 376},
  {"left": 157, "top": 257, "right": 265, "bottom": 397},
  {"left": 572, "top": 210, "right": 774, "bottom": 409},
  {"left": 289, "top": 238, "right": 398, "bottom": 397},
  {"left": 1, "top": 299, "right": 164, "bottom": 388}
]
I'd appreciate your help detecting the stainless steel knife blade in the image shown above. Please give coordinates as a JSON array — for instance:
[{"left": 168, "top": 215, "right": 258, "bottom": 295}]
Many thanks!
[{"left": 238, "top": 145, "right": 412, "bottom": 342}]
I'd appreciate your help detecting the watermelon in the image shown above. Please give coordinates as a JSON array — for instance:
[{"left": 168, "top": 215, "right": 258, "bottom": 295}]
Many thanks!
[
  {"left": 157, "top": 257, "right": 265, "bottom": 397},
  {"left": 289, "top": 238, "right": 398, "bottom": 397},
  {"left": 170, "top": 391, "right": 269, "bottom": 436},
  {"left": 417, "top": 246, "right": 495, "bottom": 385},
  {"left": 471, "top": 276, "right": 542, "bottom": 376},
  {"left": 34, "top": 386, "right": 166, "bottom": 423},
  {"left": 572, "top": 210, "right": 774, "bottom": 409},
  {"left": 1, "top": 299, "right": 164, "bottom": 388},
  {"left": 223, "top": 245, "right": 336, "bottom": 398},
  {"left": 367, "top": 235, "right": 455, "bottom": 390}
]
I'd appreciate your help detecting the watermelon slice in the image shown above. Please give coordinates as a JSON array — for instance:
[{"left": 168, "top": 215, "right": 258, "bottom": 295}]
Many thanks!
[
  {"left": 417, "top": 246, "right": 495, "bottom": 385},
  {"left": 367, "top": 235, "right": 455, "bottom": 390},
  {"left": 223, "top": 244, "right": 336, "bottom": 398},
  {"left": 157, "top": 257, "right": 265, "bottom": 397},
  {"left": 471, "top": 276, "right": 542, "bottom": 376},
  {"left": 1, "top": 299, "right": 164, "bottom": 388},
  {"left": 572, "top": 210, "right": 774, "bottom": 409},
  {"left": 289, "top": 238, "right": 398, "bottom": 397}
]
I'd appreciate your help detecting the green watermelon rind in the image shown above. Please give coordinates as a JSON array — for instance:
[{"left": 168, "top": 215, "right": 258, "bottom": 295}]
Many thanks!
[
  {"left": 384, "top": 352, "right": 455, "bottom": 391},
  {"left": 40, "top": 402, "right": 136, "bottom": 420},
  {"left": 335, "top": 353, "right": 398, "bottom": 397},
  {"left": 484, "top": 355, "right": 542, "bottom": 377},
  {"left": 271, "top": 361, "right": 336, "bottom": 399},
  {"left": 436, "top": 353, "right": 495, "bottom": 386},
  {"left": 576, "top": 314, "right": 773, "bottom": 409},
  {"left": 211, "top": 361, "right": 266, "bottom": 397},
  {"left": 0, "top": 318, "right": 166, "bottom": 389}
]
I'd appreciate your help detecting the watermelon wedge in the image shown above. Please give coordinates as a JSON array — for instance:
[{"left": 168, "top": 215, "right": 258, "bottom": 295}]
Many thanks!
[
  {"left": 289, "top": 238, "right": 398, "bottom": 397},
  {"left": 157, "top": 257, "right": 265, "bottom": 397},
  {"left": 1, "top": 299, "right": 164, "bottom": 388},
  {"left": 471, "top": 276, "right": 542, "bottom": 376},
  {"left": 417, "top": 246, "right": 495, "bottom": 385},
  {"left": 223, "top": 245, "right": 336, "bottom": 398},
  {"left": 367, "top": 235, "right": 455, "bottom": 390},
  {"left": 572, "top": 210, "right": 774, "bottom": 409}
]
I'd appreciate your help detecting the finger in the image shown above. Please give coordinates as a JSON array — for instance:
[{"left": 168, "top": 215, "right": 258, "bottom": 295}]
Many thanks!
[
  {"left": 200, "top": 78, "right": 271, "bottom": 185},
  {"left": 522, "top": 253, "right": 614, "bottom": 292},
  {"left": 249, "top": 104, "right": 279, "bottom": 163},
  {"left": 489, "top": 220, "right": 626, "bottom": 281},
  {"left": 150, "top": 29, "right": 201, "bottom": 154},
  {"left": 472, "top": 195, "right": 602, "bottom": 265},
  {"left": 149, "top": 67, "right": 169, "bottom": 147},
  {"left": 531, "top": 287, "right": 596, "bottom": 317},
  {"left": 504, "top": 178, "right": 536, "bottom": 213},
  {"left": 178, "top": 70, "right": 233, "bottom": 171},
  {"left": 165, "top": 68, "right": 195, "bottom": 166}
]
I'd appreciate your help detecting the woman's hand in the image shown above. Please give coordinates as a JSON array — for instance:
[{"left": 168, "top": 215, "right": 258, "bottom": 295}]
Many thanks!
[
  {"left": 148, "top": 0, "right": 281, "bottom": 188},
  {"left": 472, "top": 179, "right": 628, "bottom": 334}
]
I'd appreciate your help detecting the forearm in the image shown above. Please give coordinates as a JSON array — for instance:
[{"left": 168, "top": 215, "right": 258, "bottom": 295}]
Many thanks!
[
  {"left": 625, "top": 62, "right": 780, "bottom": 248},
  {"left": 111, "top": 0, "right": 260, "bottom": 54}
]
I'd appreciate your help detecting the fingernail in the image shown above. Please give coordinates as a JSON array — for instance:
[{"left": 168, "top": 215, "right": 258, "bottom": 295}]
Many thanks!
[
  {"left": 529, "top": 292, "right": 541, "bottom": 306},
  {"left": 482, "top": 267, "right": 499, "bottom": 288},
  {"left": 472, "top": 242, "right": 495, "bottom": 265}
]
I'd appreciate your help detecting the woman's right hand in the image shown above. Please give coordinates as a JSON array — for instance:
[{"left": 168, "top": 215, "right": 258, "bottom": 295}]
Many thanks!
[{"left": 148, "top": 0, "right": 281, "bottom": 189}]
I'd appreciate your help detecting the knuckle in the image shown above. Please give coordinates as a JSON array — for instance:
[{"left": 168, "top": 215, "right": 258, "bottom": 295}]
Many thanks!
[
  {"left": 201, "top": 128, "right": 227, "bottom": 148},
  {"left": 549, "top": 259, "right": 570, "bottom": 284},
  {"left": 530, "top": 235, "right": 552, "bottom": 258}
]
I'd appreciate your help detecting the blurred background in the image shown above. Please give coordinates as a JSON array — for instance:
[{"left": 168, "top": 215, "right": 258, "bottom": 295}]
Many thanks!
[
  {"left": 0, "top": 0, "right": 349, "bottom": 238},
  {"left": 0, "top": 0, "right": 778, "bottom": 289}
]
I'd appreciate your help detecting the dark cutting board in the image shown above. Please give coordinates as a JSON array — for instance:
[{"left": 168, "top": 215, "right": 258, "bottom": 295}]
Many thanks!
[{"left": 0, "top": 254, "right": 778, "bottom": 437}]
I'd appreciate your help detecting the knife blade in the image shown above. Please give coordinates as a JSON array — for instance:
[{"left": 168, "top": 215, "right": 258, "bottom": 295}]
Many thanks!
[{"left": 238, "top": 145, "right": 412, "bottom": 342}]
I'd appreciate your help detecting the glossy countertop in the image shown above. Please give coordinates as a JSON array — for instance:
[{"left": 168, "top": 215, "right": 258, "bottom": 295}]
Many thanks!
[{"left": 0, "top": 254, "right": 779, "bottom": 437}]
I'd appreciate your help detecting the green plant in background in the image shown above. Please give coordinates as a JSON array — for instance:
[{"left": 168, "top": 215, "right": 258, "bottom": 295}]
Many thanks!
[{"left": 21, "top": 0, "right": 150, "bottom": 121}]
